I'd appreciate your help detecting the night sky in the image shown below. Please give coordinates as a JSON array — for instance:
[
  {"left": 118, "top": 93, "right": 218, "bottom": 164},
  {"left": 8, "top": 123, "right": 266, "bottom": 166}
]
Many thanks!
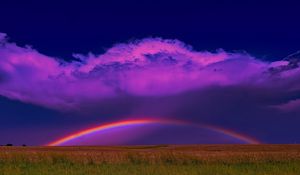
[{"left": 1, "top": 0, "right": 300, "bottom": 146}]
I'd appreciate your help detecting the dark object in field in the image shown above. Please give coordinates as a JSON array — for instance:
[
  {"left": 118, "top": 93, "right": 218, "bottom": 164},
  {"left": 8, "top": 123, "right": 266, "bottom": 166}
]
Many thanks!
[
  {"left": 6, "top": 144, "right": 13, "bottom": 146},
  {"left": 22, "top": 144, "right": 26, "bottom": 147}
]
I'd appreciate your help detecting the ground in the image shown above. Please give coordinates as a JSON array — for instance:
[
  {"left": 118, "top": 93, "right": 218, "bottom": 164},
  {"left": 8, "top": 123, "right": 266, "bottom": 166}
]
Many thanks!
[{"left": 0, "top": 145, "right": 300, "bottom": 175}]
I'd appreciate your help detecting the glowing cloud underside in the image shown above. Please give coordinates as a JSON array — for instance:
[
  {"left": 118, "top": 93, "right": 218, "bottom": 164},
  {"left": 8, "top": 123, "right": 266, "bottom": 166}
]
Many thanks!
[
  {"left": 0, "top": 33, "right": 284, "bottom": 111},
  {"left": 47, "top": 119, "right": 260, "bottom": 146}
]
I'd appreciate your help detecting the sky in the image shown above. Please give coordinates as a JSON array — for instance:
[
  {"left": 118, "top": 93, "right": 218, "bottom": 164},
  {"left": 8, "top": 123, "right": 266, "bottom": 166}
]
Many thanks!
[{"left": 1, "top": 0, "right": 300, "bottom": 146}]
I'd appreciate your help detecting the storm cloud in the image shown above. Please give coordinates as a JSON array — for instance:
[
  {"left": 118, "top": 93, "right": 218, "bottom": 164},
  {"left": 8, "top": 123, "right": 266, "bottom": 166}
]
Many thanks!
[
  {"left": 1, "top": 33, "right": 295, "bottom": 110},
  {"left": 1, "top": 33, "right": 300, "bottom": 144}
]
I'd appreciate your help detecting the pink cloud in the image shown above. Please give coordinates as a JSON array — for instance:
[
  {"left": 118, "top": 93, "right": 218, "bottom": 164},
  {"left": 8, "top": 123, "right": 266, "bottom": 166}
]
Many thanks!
[{"left": 0, "top": 33, "right": 298, "bottom": 111}]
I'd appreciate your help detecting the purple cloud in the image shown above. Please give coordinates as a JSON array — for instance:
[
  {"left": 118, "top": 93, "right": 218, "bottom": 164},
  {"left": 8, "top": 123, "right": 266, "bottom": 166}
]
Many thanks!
[
  {"left": 273, "top": 99, "right": 300, "bottom": 112},
  {"left": 0, "top": 33, "right": 299, "bottom": 111}
]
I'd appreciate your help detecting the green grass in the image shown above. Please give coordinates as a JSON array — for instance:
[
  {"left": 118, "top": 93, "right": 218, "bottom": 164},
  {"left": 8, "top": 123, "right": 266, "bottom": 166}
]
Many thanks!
[{"left": 0, "top": 145, "right": 300, "bottom": 175}]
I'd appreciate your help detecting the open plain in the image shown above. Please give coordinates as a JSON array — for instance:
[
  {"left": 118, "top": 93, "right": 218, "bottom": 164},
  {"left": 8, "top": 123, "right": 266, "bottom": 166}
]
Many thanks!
[{"left": 1, "top": 145, "right": 300, "bottom": 175}]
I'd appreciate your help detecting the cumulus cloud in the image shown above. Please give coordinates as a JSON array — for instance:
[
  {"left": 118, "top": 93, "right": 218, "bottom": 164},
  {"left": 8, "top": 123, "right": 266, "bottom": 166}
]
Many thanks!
[{"left": 0, "top": 33, "right": 299, "bottom": 111}]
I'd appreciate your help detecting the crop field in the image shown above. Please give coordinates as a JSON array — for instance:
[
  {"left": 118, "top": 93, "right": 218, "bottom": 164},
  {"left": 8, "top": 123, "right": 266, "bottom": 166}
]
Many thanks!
[{"left": 0, "top": 145, "right": 300, "bottom": 175}]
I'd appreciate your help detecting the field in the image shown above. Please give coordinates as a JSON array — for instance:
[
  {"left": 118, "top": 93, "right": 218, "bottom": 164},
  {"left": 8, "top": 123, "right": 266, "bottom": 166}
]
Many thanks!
[{"left": 0, "top": 145, "right": 300, "bottom": 175}]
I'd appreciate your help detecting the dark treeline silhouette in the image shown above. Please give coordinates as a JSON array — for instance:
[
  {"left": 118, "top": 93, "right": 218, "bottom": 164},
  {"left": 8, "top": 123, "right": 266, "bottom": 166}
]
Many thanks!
[{"left": 0, "top": 144, "right": 27, "bottom": 146}]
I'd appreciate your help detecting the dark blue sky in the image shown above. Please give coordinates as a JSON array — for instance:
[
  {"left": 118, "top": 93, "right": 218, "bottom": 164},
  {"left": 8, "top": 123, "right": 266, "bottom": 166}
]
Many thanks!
[
  {"left": 1, "top": 0, "right": 300, "bottom": 146},
  {"left": 1, "top": 0, "right": 299, "bottom": 60}
]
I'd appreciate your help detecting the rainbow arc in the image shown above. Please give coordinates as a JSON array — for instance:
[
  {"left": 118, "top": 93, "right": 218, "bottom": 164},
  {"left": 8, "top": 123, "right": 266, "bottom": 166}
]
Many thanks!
[{"left": 47, "top": 118, "right": 260, "bottom": 146}]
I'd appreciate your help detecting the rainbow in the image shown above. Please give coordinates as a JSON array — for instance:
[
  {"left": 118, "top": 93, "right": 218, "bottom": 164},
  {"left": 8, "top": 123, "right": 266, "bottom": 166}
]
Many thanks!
[{"left": 47, "top": 118, "right": 260, "bottom": 146}]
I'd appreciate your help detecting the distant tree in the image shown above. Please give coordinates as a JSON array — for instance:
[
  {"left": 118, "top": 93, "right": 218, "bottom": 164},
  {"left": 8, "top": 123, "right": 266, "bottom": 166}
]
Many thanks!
[
  {"left": 22, "top": 144, "right": 26, "bottom": 147},
  {"left": 6, "top": 144, "right": 13, "bottom": 146}
]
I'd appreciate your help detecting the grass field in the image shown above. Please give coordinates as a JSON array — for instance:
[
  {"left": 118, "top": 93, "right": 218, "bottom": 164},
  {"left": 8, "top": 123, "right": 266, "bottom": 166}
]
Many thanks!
[{"left": 0, "top": 145, "right": 300, "bottom": 175}]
